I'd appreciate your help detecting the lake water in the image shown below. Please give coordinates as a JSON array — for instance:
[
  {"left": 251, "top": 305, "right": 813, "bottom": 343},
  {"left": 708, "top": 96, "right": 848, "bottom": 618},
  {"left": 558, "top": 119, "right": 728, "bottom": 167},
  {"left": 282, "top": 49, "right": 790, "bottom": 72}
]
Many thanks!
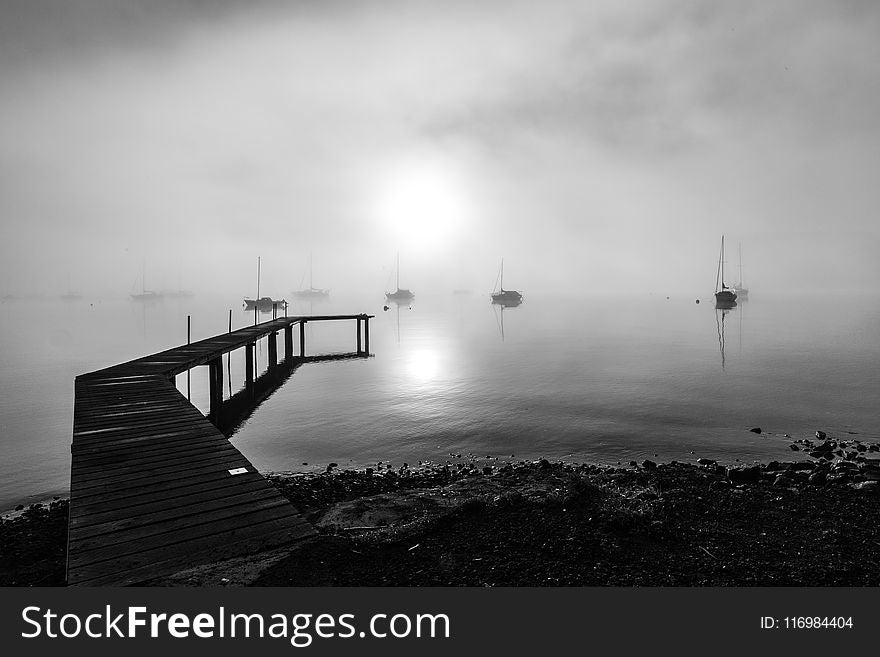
[{"left": 1, "top": 291, "right": 878, "bottom": 511}]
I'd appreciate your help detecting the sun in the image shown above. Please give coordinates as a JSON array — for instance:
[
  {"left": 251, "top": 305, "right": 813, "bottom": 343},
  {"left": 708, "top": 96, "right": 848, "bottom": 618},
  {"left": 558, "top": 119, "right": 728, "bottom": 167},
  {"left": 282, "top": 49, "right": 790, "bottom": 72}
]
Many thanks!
[{"left": 373, "top": 163, "right": 470, "bottom": 253}]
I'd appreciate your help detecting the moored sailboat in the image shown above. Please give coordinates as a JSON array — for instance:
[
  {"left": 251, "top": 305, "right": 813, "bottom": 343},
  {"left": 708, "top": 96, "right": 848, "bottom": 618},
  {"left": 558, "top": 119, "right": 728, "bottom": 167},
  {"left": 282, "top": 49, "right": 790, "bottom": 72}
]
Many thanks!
[
  {"left": 490, "top": 259, "right": 523, "bottom": 306},
  {"left": 292, "top": 252, "right": 330, "bottom": 299},
  {"left": 714, "top": 236, "right": 737, "bottom": 307},
  {"left": 733, "top": 243, "right": 749, "bottom": 298},
  {"left": 244, "top": 257, "right": 286, "bottom": 312},
  {"left": 385, "top": 253, "right": 414, "bottom": 301}
]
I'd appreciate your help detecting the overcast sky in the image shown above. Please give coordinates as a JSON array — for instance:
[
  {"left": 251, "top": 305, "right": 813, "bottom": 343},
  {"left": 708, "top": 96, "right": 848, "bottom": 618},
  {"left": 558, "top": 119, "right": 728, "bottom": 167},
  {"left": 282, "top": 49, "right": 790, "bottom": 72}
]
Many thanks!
[{"left": 2, "top": 0, "right": 879, "bottom": 298}]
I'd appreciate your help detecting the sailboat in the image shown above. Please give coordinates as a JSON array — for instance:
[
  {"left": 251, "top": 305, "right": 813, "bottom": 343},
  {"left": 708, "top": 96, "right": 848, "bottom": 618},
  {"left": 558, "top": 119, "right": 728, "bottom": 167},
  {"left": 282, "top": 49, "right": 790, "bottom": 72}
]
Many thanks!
[
  {"left": 385, "top": 253, "right": 414, "bottom": 301},
  {"left": 292, "top": 252, "right": 329, "bottom": 299},
  {"left": 60, "top": 272, "right": 82, "bottom": 300},
  {"left": 732, "top": 243, "right": 749, "bottom": 298},
  {"left": 490, "top": 259, "right": 523, "bottom": 306},
  {"left": 714, "top": 236, "right": 737, "bottom": 307},
  {"left": 244, "top": 257, "right": 286, "bottom": 312},
  {"left": 131, "top": 264, "right": 161, "bottom": 302}
]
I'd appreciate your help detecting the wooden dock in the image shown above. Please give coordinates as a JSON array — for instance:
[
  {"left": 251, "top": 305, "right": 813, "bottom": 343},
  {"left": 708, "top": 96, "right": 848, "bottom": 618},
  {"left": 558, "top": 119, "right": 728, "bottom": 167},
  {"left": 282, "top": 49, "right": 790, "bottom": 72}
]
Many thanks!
[{"left": 67, "top": 313, "right": 373, "bottom": 586}]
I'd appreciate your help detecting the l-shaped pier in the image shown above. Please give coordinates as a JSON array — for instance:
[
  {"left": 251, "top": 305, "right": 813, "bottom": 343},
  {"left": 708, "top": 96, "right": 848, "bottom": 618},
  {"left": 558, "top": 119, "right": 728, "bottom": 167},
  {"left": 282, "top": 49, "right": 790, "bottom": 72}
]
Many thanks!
[{"left": 67, "top": 313, "right": 372, "bottom": 586}]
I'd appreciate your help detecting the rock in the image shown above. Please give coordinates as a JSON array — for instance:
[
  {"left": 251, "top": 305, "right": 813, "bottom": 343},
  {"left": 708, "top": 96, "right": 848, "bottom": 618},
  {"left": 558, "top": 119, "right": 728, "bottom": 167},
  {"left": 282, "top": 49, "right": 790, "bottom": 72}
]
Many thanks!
[
  {"left": 14, "top": 504, "right": 24, "bottom": 511},
  {"left": 816, "top": 430, "right": 827, "bottom": 440},
  {"left": 749, "top": 427, "right": 762, "bottom": 434},
  {"left": 727, "top": 465, "right": 761, "bottom": 482},
  {"left": 807, "top": 471, "right": 827, "bottom": 485},
  {"left": 788, "top": 462, "right": 816, "bottom": 471},
  {"left": 629, "top": 460, "right": 638, "bottom": 467},
  {"left": 537, "top": 458, "right": 551, "bottom": 469},
  {"left": 482, "top": 466, "right": 493, "bottom": 475},
  {"left": 790, "top": 444, "right": 800, "bottom": 451},
  {"left": 772, "top": 475, "right": 788, "bottom": 487},
  {"left": 641, "top": 459, "right": 657, "bottom": 470},
  {"left": 808, "top": 450, "right": 825, "bottom": 459},
  {"left": 709, "top": 480, "right": 731, "bottom": 491},
  {"left": 326, "top": 463, "right": 338, "bottom": 472},
  {"left": 697, "top": 458, "right": 716, "bottom": 466},
  {"left": 365, "top": 468, "right": 373, "bottom": 476},
  {"left": 851, "top": 481, "right": 878, "bottom": 491},
  {"left": 833, "top": 461, "right": 859, "bottom": 473}
]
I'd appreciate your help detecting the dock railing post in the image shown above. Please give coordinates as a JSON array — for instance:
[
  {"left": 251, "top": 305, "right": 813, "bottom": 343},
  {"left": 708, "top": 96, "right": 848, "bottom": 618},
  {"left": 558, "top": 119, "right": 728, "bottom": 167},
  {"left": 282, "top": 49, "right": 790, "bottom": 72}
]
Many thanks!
[
  {"left": 208, "top": 357, "right": 223, "bottom": 421},
  {"left": 245, "top": 342, "right": 254, "bottom": 392},
  {"left": 268, "top": 331, "right": 277, "bottom": 366},
  {"left": 364, "top": 315, "right": 370, "bottom": 355},
  {"left": 187, "top": 315, "right": 191, "bottom": 401},
  {"left": 299, "top": 320, "right": 306, "bottom": 357},
  {"left": 356, "top": 317, "right": 362, "bottom": 354},
  {"left": 284, "top": 324, "right": 293, "bottom": 361}
]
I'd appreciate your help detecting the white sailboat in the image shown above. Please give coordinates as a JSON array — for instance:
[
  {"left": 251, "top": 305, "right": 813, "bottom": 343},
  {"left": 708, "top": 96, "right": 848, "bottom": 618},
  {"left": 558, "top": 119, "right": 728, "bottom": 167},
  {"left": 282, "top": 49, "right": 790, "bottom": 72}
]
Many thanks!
[
  {"left": 733, "top": 243, "right": 749, "bottom": 298},
  {"left": 292, "top": 252, "right": 329, "bottom": 299},
  {"left": 131, "top": 264, "right": 161, "bottom": 302}
]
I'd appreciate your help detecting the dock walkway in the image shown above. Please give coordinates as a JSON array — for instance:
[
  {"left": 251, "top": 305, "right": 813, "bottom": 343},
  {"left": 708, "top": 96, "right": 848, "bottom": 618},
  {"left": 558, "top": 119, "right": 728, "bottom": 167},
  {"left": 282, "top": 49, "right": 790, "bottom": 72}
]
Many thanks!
[{"left": 68, "top": 314, "right": 372, "bottom": 586}]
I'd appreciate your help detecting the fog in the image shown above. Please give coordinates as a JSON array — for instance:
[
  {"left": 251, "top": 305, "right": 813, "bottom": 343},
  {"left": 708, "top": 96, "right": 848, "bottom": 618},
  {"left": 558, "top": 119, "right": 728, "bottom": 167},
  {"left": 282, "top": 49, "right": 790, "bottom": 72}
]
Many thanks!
[{"left": 2, "top": 0, "right": 879, "bottom": 300}]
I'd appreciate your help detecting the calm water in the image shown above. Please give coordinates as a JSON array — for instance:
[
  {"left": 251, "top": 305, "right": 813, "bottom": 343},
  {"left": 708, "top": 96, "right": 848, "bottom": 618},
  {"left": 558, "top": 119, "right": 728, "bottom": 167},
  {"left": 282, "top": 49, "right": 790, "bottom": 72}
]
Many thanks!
[{"left": 1, "top": 291, "right": 879, "bottom": 511}]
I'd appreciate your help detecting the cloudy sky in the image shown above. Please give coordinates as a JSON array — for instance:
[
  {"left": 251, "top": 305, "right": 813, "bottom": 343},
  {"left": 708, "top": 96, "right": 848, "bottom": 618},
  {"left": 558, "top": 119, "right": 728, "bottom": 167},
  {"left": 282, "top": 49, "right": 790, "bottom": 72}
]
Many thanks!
[{"left": 2, "top": 0, "right": 879, "bottom": 297}]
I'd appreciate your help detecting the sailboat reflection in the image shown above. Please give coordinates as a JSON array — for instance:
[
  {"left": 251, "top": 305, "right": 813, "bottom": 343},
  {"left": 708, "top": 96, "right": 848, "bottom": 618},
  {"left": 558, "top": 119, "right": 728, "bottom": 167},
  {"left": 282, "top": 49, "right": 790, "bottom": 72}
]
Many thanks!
[
  {"left": 383, "top": 297, "right": 412, "bottom": 344},
  {"left": 714, "top": 303, "right": 737, "bottom": 368},
  {"left": 492, "top": 298, "right": 521, "bottom": 341}
]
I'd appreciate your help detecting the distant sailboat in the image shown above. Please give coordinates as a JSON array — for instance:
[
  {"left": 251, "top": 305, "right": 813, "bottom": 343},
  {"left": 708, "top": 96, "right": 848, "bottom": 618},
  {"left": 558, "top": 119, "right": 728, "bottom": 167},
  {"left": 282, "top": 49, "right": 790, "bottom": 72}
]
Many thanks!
[
  {"left": 385, "top": 253, "right": 414, "bottom": 301},
  {"left": 60, "top": 272, "right": 82, "bottom": 300},
  {"left": 714, "top": 236, "right": 737, "bottom": 307},
  {"left": 490, "top": 259, "right": 523, "bottom": 306},
  {"left": 131, "top": 264, "right": 161, "bottom": 302},
  {"left": 733, "top": 243, "right": 748, "bottom": 299},
  {"left": 244, "top": 257, "right": 286, "bottom": 312},
  {"left": 292, "top": 252, "right": 329, "bottom": 299}
]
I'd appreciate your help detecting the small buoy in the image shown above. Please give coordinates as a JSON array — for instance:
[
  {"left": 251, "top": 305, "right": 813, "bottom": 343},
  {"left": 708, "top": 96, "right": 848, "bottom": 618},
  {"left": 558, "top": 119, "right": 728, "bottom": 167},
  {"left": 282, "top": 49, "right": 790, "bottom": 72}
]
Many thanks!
[
  {"left": 383, "top": 305, "right": 389, "bottom": 311},
  {"left": 695, "top": 299, "right": 700, "bottom": 304}
]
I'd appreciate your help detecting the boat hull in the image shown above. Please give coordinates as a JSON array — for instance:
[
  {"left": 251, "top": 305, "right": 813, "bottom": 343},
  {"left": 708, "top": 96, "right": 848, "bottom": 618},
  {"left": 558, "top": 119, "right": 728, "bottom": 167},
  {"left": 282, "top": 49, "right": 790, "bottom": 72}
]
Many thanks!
[
  {"left": 386, "top": 289, "right": 414, "bottom": 301},
  {"left": 244, "top": 297, "right": 287, "bottom": 311}
]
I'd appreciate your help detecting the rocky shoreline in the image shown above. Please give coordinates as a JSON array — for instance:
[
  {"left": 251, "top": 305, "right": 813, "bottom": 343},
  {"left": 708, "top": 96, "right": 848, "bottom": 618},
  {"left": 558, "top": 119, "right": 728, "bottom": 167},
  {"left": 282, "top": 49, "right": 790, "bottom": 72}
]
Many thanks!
[{"left": 2, "top": 431, "right": 878, "bottom": 586}]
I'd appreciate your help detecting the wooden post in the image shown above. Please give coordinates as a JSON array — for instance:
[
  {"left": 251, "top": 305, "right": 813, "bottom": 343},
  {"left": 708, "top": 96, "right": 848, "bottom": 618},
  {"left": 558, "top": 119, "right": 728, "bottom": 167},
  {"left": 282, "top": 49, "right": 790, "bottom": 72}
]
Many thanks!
[
  {"left": 273, "top": 302, "right": 277, "bottom": 320},
  {"left": 228, "top": 309, "right": 232, "bottom": 333},
  {"left": 364, "top": 315, "right": 370, "bottom": 354},
  {"left": 299, "top": 320, "right": 306, "bottom": 357},
  {"left": 245, "top": 342, "right": 254, "bottom": 391},
  {"left": 268, "top": 331, "right": 277, "bottom": 366},
  {"left": 284, "top": 325, "right": 293, "bottom": 360},
  {"left": 254, "top": 305, "right": 257, "bottom": 326},
  {"left": 209, "top": 357, "right": 223, "bottom": 420},
  {"left": 356, "top": 317, "right": 362, "bottom": 354},
  {"left": 187, "top": 316, "right": 191, "bottom": 401}
]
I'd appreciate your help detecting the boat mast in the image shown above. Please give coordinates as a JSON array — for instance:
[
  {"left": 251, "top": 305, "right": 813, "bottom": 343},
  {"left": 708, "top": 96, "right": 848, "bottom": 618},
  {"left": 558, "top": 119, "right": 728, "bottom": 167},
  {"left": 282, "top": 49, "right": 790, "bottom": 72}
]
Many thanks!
[
  {"left": 257, "top": 256, "right": 261, "bottom": 300},
  {"left": 738, "top": 243, "right": 744, "bottom": 287},
  {"left": 396, "top": 252, "right": 400, "bottom": 291},
  {"left": 715, "top": 240, "right": 722, "bottom": 293},
  {"left": 500, "top": 258, "right": 504, "bottom": 292}
]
